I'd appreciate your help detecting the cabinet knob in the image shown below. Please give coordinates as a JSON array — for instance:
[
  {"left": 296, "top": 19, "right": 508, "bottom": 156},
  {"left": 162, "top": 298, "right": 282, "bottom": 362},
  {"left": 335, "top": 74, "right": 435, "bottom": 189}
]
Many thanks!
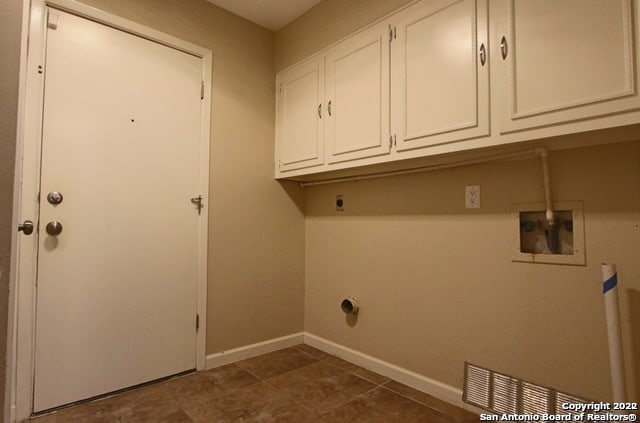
[
  {"left": 479, "top": 43, "right": 486, "bottom": 66},
  {"left": 500, "top": 36, "right": 508, "bottom": 60},
  {"left": 328, "top": 100, "right": 332, "bottom": 116},
  {"left": 318, "top": 103, "right": 322, "bottom": 118}
]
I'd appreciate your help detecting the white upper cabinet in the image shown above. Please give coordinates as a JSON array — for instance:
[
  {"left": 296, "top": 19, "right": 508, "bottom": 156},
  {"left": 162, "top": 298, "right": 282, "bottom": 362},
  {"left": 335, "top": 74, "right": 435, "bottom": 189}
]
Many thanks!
[
  {"left": 391, "top": 0, "right": 489, "bottom": 151},
  {"left": 275, "top": 0, "right": 640, "bottom": 179},
  {"left": 275, "top": 55, "right": 325, "bottom": 173},
  {"left": 492, "top": 0, "right": 640, "bottom": 133},
  {"left": 325, "top": 22, "right": 390, "bottom": 163}
]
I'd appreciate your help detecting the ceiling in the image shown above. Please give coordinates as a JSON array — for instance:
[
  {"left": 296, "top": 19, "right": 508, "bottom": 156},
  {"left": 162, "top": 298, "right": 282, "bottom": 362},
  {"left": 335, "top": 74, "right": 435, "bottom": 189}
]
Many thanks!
[{"left": 207, "top": 0, "right": 322, "bottom": 31}]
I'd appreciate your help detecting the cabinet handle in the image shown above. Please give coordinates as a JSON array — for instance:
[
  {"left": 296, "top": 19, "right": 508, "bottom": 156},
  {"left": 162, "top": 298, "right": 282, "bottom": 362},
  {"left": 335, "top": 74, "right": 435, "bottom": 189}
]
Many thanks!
[
  {"left": 328, "top": 100, "right": 332, "bottom": 116},
  {"left": 479, "top": 43, "right": 486, "bottom": 66},
  {"left": 318, "top": 104, "right": 322, "bottom": 118},
  {"left": 500, "top": 36, "right": 508, "bottom": 60}
]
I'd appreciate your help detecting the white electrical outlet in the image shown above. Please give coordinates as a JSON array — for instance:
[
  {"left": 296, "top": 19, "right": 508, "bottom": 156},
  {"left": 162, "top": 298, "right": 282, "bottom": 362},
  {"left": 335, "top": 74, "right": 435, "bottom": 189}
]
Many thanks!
[{"left": 465, "top": 185, "right": 480, "bottom": 208}]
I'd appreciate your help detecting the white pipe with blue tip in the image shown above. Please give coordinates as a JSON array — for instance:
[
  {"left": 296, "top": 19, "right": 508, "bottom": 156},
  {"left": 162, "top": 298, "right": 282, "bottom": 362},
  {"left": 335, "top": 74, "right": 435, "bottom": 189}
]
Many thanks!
[{"left": 601, "top": 263, "right": 627, "bottom": 403}]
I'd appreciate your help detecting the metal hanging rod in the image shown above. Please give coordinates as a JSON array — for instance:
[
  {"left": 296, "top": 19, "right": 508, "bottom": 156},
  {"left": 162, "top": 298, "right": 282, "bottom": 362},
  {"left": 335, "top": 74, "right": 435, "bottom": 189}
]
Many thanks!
[{"left": 298, "top": 148, "right": 543, "bottom": 188}]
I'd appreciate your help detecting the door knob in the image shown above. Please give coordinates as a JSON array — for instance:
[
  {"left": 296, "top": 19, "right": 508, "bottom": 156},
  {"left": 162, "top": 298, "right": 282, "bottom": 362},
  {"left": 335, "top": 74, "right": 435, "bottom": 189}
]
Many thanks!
[
  {"left": 45, "top": 221, "right": 63, "bottom": 236},
  {"left": 18, "top": 220, "right": 34, "bottom": 235}
]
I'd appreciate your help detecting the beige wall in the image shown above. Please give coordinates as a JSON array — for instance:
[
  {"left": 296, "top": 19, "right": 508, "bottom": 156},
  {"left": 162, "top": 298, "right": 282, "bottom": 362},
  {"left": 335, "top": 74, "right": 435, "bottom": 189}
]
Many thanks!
[
  {"left": 75, "top": 0, "right": 305, "bottom": 354},
  {"left": 304, "top": 142, "right": 640, "bottom": 402},
  {"left": 1, "top": 0, "right": 23, "bottom": 412},
  {"left": 275, "top": 0, "right": 412, "bottom": 71},
  {"left": 277, "top": 0, "right": 640, "bottom": 402}
]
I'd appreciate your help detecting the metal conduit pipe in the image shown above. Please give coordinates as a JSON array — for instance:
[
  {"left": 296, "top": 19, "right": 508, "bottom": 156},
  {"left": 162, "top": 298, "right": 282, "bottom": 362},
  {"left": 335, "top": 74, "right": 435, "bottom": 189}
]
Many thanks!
[
  {"left": 297, "top": 149, "right": 541, "bottom": 188},
  {"left": 298, "top": 148, "right": 557, "bottom": 243}
]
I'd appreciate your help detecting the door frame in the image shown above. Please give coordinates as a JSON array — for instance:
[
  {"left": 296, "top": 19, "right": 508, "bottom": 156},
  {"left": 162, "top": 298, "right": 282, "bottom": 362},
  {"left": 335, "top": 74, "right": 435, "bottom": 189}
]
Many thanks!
[{"left": 8, "top": 1, "right": 212, "bottom": 420}]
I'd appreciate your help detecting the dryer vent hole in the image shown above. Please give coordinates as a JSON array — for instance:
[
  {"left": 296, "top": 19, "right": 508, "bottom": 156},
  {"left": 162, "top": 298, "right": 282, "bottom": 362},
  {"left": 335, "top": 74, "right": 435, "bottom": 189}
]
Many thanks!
[{"left": 341, "top": 298, "right": 358, "bottom": 314}]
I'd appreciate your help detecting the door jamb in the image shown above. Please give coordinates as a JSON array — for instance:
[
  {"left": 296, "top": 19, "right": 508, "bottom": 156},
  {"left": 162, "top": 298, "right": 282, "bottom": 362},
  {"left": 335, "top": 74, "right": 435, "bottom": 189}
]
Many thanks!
[{"left": 8, "top": 1, "right": 212, "bottom": 420}]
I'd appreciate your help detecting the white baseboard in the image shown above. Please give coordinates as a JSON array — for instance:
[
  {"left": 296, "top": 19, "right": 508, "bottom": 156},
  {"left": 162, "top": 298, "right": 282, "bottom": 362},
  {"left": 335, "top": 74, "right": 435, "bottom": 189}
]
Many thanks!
[
  {"left": 205, "top": 331, "right": 482, "bottom": 415},
  {"left": 303, "top": 332, "right": 483, "bottom": 415},
  {"left": 205, "top": 332, "right": 304, "bottom": 369}
]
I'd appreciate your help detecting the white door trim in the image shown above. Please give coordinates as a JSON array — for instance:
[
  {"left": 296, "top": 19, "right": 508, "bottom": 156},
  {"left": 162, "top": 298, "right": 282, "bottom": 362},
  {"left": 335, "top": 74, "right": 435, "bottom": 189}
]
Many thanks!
[{"left": 8, "top": 1, "right": 212, "bottom": 420}]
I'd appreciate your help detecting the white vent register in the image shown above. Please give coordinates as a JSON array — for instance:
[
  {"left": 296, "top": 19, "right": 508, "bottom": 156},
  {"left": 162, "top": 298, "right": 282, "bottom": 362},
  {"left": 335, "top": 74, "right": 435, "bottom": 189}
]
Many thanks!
[{"left": 463, "top": 362, "right": 613, "bottom": 421}]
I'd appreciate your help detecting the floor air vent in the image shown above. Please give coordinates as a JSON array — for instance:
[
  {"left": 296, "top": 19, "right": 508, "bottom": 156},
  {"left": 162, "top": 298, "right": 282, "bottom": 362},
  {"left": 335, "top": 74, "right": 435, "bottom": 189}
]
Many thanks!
[{"left": 463, "top": 362, "right": 611, "bottom": 422}]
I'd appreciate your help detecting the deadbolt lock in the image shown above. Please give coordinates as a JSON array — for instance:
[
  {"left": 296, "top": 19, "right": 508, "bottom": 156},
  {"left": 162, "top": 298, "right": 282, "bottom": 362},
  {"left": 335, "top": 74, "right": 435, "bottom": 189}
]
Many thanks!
[{"left": 47, "top": 191, "right": 63, "bottom": 205}]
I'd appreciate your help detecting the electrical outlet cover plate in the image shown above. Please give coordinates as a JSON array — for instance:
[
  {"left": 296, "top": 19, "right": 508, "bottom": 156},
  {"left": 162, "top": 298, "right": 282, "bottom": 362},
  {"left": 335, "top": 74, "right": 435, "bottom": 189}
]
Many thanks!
[{"left": 465, "top": 185, "right": 480, "bottom": 208}]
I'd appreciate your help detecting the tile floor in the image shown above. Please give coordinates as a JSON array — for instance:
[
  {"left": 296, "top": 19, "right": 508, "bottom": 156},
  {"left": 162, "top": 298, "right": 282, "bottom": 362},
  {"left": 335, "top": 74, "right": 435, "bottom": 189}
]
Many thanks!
[{"left": 29, "top": 344, "right": 481, "bottom": 422}]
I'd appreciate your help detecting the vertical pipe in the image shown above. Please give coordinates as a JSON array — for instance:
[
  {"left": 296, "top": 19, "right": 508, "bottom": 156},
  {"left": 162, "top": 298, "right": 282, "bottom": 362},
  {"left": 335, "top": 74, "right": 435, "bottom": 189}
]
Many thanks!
[
  {"left": 536, "top": 148, "right": 554, "bottom": 226},
  {"left": 601, "top": 263, "right": 627, "bottom": 403}
]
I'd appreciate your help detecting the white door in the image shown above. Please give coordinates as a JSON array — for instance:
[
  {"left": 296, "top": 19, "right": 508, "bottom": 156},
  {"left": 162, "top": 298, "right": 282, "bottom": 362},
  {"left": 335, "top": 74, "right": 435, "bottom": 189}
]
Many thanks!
[
  {"left": 391, "top": 0, "right": 489, "bottom": 151},
  {"left": 325, "top": 22, "right": 390, "bottom": 164},
  {"left": 34, "top": 9, "right": 203, "bottom": 412}
]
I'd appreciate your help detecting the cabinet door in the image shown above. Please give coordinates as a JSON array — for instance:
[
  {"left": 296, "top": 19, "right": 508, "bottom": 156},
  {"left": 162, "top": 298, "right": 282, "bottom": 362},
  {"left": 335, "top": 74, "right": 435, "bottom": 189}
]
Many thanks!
[
  {"left": 275, "top": 56, "right": 325, "bottom": 174},
  {"left": 493, "top": 0, "right": 640, "bottom": 133},
  {"left": 325, "top": 22, "right": 390, "bottom": 164},
  {"left": 392, "top": 0, "right": 489, "bottom": 151}
]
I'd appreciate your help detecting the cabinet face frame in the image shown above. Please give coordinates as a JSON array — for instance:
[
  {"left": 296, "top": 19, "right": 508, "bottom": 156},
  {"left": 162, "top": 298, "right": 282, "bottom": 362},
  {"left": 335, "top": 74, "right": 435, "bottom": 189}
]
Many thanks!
[
  {"left": 275, "top": 55, "right": 326, "bottom": 174},
  {"left": 391, "top": 0, "right": 490, "bottom": 152},
  {"left": 325, "top": 21, "right": 391, "bottom": 164},
  {"left": 274, "top": 0, "right": 640, "bottom": 180},
  {"left": 493, "top": 0, "right": 640, "bottom": 134}
]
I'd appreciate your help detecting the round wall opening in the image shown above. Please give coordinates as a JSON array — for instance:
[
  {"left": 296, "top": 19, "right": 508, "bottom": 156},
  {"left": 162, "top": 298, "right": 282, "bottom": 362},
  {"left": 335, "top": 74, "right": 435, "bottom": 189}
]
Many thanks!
[{"left": 341, "top": 297, "right": 359, "bottom": 314}]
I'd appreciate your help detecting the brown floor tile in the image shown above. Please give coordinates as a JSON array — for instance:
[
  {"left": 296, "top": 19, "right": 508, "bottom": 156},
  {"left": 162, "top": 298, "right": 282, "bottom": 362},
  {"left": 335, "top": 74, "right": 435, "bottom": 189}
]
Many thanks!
[
  {"left": 185, "top": 381, "right": 321, "bottom": 422},
  {"left": 26, "top": 346, "right": 479, "bottom": 423},
  {"left": 294, "top": 344, "right": 333, "bottom": 361},
  {"left": 268, "top": 360, "right": 376, "bottom": 414},
  {"left": 318, "top": 396, "right": 389, "bottom": 423},
  {"left": 164, "top": 364, "right": 259, "bottom": 409},
  {"left": 235, "top": 347, "right": 319, "bottom": 379},
  {"left": 123, "top": 408, "right": 193, "bottom": 422},
  {"left": 325, "top": 356, "right": 390, "bottom": 385},
  {"left": 31, "top": 396, "right": 131, "bottom": 423},
  {"left": 116, "top": 387, "right": 189, "bottom": 422},
  {"left": 324, "top": 386, "right": 450, "bottom": 423},
  {"left": 31, "top": 383, "right": 187, "bottom": 423},
  {"left": 384, "top": 380, "right": 480, "bottom": 421}
]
